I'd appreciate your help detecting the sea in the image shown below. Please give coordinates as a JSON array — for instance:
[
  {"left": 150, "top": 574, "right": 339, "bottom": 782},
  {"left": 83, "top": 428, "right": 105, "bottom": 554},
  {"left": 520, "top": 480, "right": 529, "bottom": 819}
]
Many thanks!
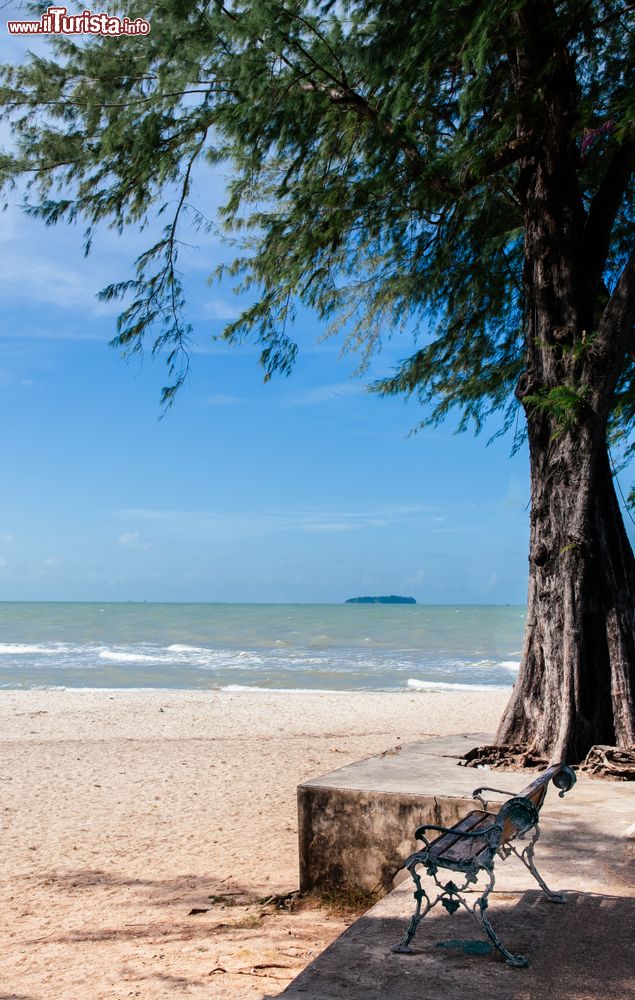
[{"left": 0, "top": 602, "right": 524, "bottom": 692}]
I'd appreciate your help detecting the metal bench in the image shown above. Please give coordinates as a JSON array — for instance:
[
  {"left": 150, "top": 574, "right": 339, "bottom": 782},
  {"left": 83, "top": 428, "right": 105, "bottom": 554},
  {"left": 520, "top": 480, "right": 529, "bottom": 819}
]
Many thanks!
[{"left": 392, "top": 763, "right": 577, "bottom": 967}]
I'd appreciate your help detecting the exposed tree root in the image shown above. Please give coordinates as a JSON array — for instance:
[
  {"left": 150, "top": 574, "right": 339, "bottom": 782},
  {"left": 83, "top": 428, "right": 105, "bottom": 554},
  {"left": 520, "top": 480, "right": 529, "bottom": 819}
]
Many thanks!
[
  {"left": 578, "top": 745, "right": 635, "bottom": 781},
  {"left": 461, "top": 743, "right": 635, "bottom": 780},
  {"left": 460, "top": 744, "right": 549, "bottom": 770}
]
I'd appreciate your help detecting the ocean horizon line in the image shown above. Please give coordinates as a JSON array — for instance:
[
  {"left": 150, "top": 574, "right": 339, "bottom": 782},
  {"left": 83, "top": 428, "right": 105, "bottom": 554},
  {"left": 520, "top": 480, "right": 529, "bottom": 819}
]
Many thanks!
[{"left": 0, "top": 599, "right": 527, "bottom": 607}]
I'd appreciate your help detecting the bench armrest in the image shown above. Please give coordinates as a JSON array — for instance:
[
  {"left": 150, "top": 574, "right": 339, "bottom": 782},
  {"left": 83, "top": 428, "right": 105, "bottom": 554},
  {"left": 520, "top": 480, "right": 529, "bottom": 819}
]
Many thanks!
[
  {"left": 473, "top": 765, "right": 577, "bottom": 809},
  {"left": 414, "top": 821, "right": 499, "bottom": 848},
  {"left": 471, "top": 786, "right": 518, "bottom": 809}
]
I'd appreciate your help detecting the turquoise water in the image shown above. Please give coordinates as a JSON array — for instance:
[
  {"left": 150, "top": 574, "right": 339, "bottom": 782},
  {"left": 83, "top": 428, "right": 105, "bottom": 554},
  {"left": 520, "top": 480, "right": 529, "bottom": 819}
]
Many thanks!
[{"left": 0, "top": 602, "right": 525, "bottom": 691}]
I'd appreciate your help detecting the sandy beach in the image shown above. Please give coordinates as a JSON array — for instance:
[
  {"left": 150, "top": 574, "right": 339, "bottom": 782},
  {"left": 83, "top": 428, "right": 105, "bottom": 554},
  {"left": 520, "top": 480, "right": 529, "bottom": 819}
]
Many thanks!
[{"left": 0, "top": 687, "right": 508, "bottom": 999}]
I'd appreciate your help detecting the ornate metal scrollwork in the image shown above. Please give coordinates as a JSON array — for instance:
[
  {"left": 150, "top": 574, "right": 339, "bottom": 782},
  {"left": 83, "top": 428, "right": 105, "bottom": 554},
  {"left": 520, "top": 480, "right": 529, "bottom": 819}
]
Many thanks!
[
  {"left": 552, "top": 765, "right": 577, "bottom": 796},
  {"left": 392, "top": 764, "right": 576, "bottom": 967},
  {"left": 497, "top": 795, "right": 539, "bottom": 834}
]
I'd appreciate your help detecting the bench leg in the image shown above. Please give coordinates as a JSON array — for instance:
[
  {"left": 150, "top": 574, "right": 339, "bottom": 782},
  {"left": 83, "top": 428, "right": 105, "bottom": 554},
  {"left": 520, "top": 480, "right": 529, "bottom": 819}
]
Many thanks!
[
  {"left": 473, "top": 867, "right": 529, "bottom": 968},
  {"left": 518, "top": 825, "right": 566, "bottom": 904},
  {"left": 391, "top": 863, "right": 432, "bottom": 954}
]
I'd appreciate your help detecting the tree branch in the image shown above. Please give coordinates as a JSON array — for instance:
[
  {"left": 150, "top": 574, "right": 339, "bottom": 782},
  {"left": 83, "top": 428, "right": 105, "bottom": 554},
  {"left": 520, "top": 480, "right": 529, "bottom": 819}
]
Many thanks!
[
  {"left": 596, "top": 251, "right": 635, "bottom": 395},
  {"left": 459, "top": 137, "right": 533, "bottom": 193},
  {"left": 300, "top": 81, "right": 530, "bottom": 192},
  {"left": 583, "top": 132, "right": 635, "bottom": 291},
  {"left": 299, "top": 80, "right": 425, "bottom": 174}
]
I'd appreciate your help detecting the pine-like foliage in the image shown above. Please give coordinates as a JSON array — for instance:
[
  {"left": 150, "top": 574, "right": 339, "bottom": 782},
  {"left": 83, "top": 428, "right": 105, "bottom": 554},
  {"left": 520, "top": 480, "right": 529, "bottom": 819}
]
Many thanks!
[{"left": 0, "top": 0, "right": 633, "bottom": 440}]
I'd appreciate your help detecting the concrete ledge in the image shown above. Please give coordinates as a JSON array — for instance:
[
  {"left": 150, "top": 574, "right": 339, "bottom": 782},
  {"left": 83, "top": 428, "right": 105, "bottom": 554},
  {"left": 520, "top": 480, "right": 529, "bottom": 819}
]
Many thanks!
[
  {"left": 297, "top": 732, "right": 635, "bottom": 893},
  {"left": 298, "top": 732, "right": 512, "bottom": 892}
]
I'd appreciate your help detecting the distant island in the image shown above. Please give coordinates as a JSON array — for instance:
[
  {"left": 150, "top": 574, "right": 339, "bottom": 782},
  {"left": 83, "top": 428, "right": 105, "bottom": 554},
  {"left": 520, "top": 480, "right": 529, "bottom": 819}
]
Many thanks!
[{"left": 345, "top": 595, "right": 416, "bottom": 605}]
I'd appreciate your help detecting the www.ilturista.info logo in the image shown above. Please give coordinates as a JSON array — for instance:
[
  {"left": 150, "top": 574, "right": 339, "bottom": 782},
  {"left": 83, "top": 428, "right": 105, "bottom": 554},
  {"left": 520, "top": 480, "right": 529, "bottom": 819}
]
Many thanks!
[{"left": 7, "top": 6, "right": 150, "bottom": 34}]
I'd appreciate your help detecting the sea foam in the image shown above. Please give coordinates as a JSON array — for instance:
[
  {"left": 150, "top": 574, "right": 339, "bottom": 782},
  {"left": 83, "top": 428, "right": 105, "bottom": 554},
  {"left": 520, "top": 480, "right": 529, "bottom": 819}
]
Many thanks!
[
  {"left": 166, "top": 644, "right": 210, "bottom": 653},
  {"left": 98, "top": 649, "right": 166, "bottom": 663},
  {"left": 0, "top": 643, "right": 58, "bottom": 655},
  {"left": 407, "top": 678, "right": 509, "bottom": 692}
]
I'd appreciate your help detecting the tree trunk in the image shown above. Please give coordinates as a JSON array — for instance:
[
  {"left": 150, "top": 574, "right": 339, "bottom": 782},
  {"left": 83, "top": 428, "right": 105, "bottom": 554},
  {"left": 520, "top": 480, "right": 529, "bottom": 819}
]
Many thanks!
[
  {"left": 497, "top": 408, "right": 635, "bottom": 763},
  {"left": 493, "top": 10, "right": 635, "bottom": 764}
]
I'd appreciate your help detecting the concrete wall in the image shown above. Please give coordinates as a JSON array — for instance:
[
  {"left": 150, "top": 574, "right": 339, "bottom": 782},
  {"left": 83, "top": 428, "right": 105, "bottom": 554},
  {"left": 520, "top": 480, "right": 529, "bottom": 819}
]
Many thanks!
[
  {"left": 298, "top": 783, "right": 484, "bottom": 894},
  {"left": 296, "top": 735, "right": 515, "bottom": 894}
]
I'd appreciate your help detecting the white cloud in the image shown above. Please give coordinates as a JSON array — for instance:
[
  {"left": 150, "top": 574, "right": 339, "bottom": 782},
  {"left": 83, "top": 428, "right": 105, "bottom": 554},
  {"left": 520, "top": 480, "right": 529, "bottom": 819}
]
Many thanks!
[
  {"left": 114, "top": 503, "right": 443, "bottom": 540},
  {"left": 201, "top": 298, "right": 240, "bottom": 320},
  {"left": 42, "top": 556, "right": 63, "bottom": 568},
  {"left": 0, "top": 258, "right": 121, "bottom": 316},
  {"left": 201, "top": 393, "right": 244, "bottom": 406},
  {"left": 117, "top": 531, "right": 151, "bottom": 550},
  {"left": 303, "top": 522, "right": 359, "bottom": 534},
  {"left": 281, "top": 383, "right": 364, "bottom": 407},
  {"left": 0, "top": 533, "right": 13, "bottom": 542},
  {"left": 0, "top": 558, "right": 7, "bottom": 568},
  {"left": 0, "top": 323, "right": 107, "bottom": 342}
]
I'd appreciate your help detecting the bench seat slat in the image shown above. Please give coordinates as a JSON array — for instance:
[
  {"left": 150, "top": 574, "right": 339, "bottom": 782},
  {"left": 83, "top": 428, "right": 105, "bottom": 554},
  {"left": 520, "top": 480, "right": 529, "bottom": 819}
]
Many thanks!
[
  {"left": 416, "top": 764, "right": 573, "bottom": 870},
  {"left": 427, "top": 810, "right": 496, "bottom": 865}
]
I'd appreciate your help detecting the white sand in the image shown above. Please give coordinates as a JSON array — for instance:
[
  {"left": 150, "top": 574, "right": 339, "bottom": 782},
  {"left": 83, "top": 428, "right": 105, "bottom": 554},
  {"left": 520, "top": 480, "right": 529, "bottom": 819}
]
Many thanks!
[{"left": 0, "top": 688, "right": 508, "bottom": 999}]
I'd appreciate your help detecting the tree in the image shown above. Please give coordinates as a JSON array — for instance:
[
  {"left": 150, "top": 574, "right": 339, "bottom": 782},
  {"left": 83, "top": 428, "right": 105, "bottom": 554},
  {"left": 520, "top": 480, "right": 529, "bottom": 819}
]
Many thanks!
[{"left": 1, "top": 0, "right": 634, "bottom": 763}]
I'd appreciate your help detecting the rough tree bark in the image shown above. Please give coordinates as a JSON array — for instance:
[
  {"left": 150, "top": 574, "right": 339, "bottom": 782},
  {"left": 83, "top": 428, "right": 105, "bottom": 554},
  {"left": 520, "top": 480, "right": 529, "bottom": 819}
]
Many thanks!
[
  {"left": 497, "top": 418, "right": 635, "bottom": 762},
  {"left": 493, "top": 4, "right": 635, "bottom": 763}
]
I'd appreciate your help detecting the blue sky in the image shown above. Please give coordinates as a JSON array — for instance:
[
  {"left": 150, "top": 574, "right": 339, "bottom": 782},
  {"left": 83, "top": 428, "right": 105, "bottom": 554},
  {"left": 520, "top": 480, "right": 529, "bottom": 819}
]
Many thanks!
[{"left": 0, "top": 28, "right": 542, "bottom": 604}]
